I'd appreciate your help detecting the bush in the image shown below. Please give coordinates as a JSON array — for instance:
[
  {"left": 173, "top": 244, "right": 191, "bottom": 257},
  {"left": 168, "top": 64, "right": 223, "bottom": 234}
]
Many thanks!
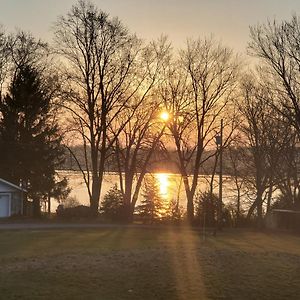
[
  {"left": 225, "top": 201, "right": 249, "bottom": 227},
  {"left": 100, "top": 185, "right": 124, "bottom": 221},
  {"left": 271, "top": 193, "right": 300, "bottom": 211},
  {"left": 165, "top": 199, "right": 184, "bottom": 223},
  {"left": 195, "top": 191, "right": 218, "bottom": 227},
  {"left": 59, "top": 196, "right": 80, "bottom": 208},
  {"left": 56, "top": 205, "right": 92, "bottom": 218},
  {"left": 194, "top": 191, "right": 237, "bottom": 227}
]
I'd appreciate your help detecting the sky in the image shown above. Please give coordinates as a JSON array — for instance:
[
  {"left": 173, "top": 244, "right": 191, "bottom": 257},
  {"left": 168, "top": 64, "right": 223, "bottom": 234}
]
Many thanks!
[{"left": 0, "top": 0, "right": 300, "bottom": 54}]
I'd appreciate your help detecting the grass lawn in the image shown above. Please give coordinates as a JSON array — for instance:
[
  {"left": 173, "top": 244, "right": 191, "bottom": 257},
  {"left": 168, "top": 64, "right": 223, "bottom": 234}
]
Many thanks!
[{"left": 1, "top": 227, "right": 300, "bottom": 299}]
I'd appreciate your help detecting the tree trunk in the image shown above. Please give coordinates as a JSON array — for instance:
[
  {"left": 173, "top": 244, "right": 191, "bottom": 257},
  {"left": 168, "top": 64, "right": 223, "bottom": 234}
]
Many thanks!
[
  {"left": 247, "top": 189, "right": 264, "bottom": 229},
  {"left": 186, "top": 191, "right": 194, "bottom": 224},
  {"left": 236, "top": 188, "right": 241, "bottom": 226},
  {"left": 210, "top": 152, "right": 219, "bottom": 194},
  {"left": 187, "top": 197, "right": 194, "bottom": 223},
  {"left": 257, "top": 199, "right": 263, "bottom": 229},
  {"left": 182, "top": 174, "right": 194, "bottom": 223},
  {"left": 47, "top": 193, "right": 51, "bottom": 216},
  {"left": 90, "top": 175, "right": 101, "bottom": 216},
  {"left": 122, "top": 198, "right": 134, "bottom": 223},
  {"left": 266, "top": 182, "right": 273, "bottom": 213},
  {"left": 33, "top": 197, "right": 41, "bottom": 218}
]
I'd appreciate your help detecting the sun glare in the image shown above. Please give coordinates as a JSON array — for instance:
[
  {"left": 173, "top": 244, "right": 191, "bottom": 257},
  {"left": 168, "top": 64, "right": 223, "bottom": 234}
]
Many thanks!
[{"left": 160, "top": 111, "right": 170, "bottom": 122}]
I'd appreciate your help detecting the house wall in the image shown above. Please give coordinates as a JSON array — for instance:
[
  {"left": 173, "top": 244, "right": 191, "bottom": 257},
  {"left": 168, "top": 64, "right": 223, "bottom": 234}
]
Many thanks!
[
  {"left": 0, "top": 194, "right": 10, "bottom": 217},
  {"left": 0, "top": 180, "right": 24, "bottom": 217}
]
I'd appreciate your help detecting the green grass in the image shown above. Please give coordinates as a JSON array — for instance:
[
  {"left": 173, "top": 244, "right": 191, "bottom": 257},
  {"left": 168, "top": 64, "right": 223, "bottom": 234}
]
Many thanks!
[{"left": 1, "top": 227, "right": 300, "bottom": 299}]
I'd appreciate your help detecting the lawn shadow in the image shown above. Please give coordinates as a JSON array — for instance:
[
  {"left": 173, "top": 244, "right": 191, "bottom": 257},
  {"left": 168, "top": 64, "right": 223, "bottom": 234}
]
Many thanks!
[{"left": 0, "top": 227, "right": 181, "bottom": 300}]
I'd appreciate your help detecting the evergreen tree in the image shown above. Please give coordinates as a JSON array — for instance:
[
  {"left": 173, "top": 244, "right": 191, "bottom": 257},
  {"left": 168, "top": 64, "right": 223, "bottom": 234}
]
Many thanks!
[
  {"left": 166, "top": 198, "right": 184, "bottom": 223},
  {"left": 0, "top": 64, "right": 67, "bottom": 217},
  {"left": 100, "top": 184, "right": 124, "bottom": 221},
  {"left": 136, "top": 177, "right": 164, "bottom": 224},
  {"left": 195, "top": 192, "right": 218, "bottom": 227}
]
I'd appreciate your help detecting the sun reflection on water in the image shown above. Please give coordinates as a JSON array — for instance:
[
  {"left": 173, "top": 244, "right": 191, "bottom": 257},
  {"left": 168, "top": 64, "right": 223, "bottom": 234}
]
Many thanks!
[{"left": 155, "top": 173, "right": 170, "bottom": 199}]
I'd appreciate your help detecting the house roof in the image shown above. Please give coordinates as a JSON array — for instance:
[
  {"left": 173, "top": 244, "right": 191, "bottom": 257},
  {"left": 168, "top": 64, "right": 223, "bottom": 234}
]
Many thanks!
[{"left": 0, "top": 178, "right": 27, "bottom": 192}]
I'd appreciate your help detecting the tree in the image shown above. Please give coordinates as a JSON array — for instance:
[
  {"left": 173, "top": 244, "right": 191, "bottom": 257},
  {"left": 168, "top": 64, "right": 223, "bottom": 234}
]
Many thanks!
[
  {"left": 110, "top": 37, "right": 170, "bottom": 222},
  {"left": 272, "top": 129, "right": 300, "bottom": 210},
  {"left": 136, "top": 176, "right": 165, "bottom": 224},
  {"left": 0, "top": 26, "right": 9, "bottom": 99},
  {"left": 237, "top": 75, "right": 291, "bottom": 227},
  {"left": 249, "top": 15, "right": 300, "bottom": 134},
  {"left": 195, "top": 191, "right": 218, "bottom": 227},
  {"left": 161, "top": 37, "right": 239, "bottom": 223},
  {"left": 165, "top": 198, "right": 184, "bottom": 223},
  {"left": 47, "top": 177, "right": 71, "bottom": 215},
  {"left": 100, "top": 184, "right": 123, "bottom": 221},
  {"left": 6, "top": 30, "right": 48, "bottom": 71},
  {"left": 0, "top": 64, "right": 67, "bottom": 217},
  {"left": 0, "top": 29, "right": 48, "bottom": 101},
  {"left": 225, "top": 144, "right": 247, "bottom": 223},
  {"left": 60, "top": 195, "right": 80, "bottom": 208},
  {"left": 113, "top": 100, "right": 167, "bottom": 222},
  {"left": 55, "top": 0, "right": 154, "bottom": 215},
  {"left": 248, "top": 15, "right": 300, "bottom": 218}
]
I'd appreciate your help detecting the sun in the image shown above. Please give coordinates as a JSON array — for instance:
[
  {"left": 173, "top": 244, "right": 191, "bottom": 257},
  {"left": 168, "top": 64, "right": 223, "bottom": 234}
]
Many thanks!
[{"left": 160, "top": 111, "right": 170, "bottom": 122}]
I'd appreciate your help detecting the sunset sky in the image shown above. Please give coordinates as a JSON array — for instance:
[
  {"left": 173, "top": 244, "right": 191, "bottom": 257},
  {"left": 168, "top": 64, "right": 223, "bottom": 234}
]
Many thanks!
[{"left": 0, "top": 0, "right": 300, "bottom": 53}]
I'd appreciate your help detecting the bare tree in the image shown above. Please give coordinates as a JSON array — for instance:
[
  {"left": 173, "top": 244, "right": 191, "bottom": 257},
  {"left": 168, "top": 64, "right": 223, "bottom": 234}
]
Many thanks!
[
  {"left": 161, "top": 37, "right": 239, "bottom": 222},
  {"left": 110, "top": 38, "right": 170, "bottom": 222},
  {"left": 0, "top": 27, "right": 9, "bottom": 99},
  {"left": 7, "top": 31, "right": 48, "bottom": 70},
  {"left": 0, "top": 29, "right": 49, "bottom": 99},
  {"left": 273, "top": 129, "right": 300, "bottom": 209},
  {"left": 225, "top": 143, "right": 247, "bottom": 223},
  {"left": 113, "top": 103, "right": 166, "bottom": 222},
  {"left": 237, "top": 75, "right": 291, "bottom": 226},
  {"left": 249, "top": 15, "right": 300, "bottom": 134},
  {"left": 54, "top": 1, "right": 158, "bottom": 214}
]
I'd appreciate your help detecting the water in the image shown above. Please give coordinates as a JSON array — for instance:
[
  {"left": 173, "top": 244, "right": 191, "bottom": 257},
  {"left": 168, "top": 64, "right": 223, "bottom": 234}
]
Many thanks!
[{"left": 53, "top": 170, "right": 242, "bottom": 212}]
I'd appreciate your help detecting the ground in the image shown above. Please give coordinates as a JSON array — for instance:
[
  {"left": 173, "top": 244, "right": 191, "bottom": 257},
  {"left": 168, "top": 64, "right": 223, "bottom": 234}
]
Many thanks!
[{"left": 0, "top": 226, "right": 300, "bottom": 299}]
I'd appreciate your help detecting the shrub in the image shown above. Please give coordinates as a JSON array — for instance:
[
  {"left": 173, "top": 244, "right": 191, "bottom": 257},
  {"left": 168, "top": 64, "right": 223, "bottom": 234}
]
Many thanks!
[
  {"left": 271, "top": 193, "right": 300, "bottom": 211},
  {"left": 195, "top": 191, "right": 218, "bottom": 227},
  {"left": 60, "top": 196, "right": 80, "bottom": 208},
  {"left": 56, "top": 205, "right": 92, "bottom": 218},
  {"left": 165, "top": 199, "right": 184, "bottom": 223},
  {"left": 100, "top": 185, "right": 124, "bottom": 221}
]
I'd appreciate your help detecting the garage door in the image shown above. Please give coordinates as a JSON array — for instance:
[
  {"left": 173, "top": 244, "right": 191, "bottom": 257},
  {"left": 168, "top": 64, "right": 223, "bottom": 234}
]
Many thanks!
[{"left": 0, "top": 194, "right": 10, "bottom": 218}]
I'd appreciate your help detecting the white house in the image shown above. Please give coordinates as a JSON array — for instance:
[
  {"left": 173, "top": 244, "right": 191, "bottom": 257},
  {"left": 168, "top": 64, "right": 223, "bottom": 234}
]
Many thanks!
[{"left": 0, "top": 178, "right": 26, "bottom": 218}]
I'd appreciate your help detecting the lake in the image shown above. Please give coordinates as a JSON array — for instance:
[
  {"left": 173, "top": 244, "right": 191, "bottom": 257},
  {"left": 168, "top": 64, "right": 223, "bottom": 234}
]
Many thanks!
[{"left": 53, "top": 170, "right": 242, "bottom": 212}]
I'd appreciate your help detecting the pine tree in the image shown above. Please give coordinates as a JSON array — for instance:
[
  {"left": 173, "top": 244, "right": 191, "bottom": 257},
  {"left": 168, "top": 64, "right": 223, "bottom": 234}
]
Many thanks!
[
  {"left": 100, "top": 184, "right": 124, "bottom": 221},
  {"left": 0, "top": 64, "right": 68, "bottom": 217},
  {"left": 136, "top": 177, "right": 164, "bottom": 224}
]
